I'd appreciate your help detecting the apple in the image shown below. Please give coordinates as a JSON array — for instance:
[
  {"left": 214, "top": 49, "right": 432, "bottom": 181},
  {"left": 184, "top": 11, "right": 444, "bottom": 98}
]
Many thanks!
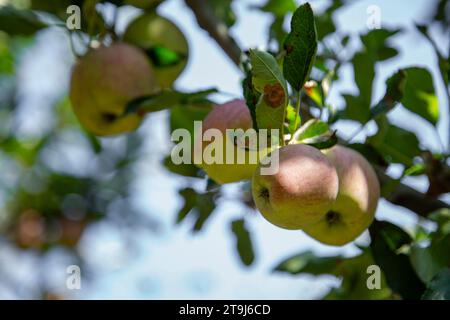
[
  {"left": 69, "top": 42, "right": 157, "bottom": 136},
  {"left": 302, "top": 145, "right": 380, "bottom": 246},
  {"left": 195, "top": 99, "right": 265, "bottom": 184},
  {"left": 123, "top": 13, "right": 189, "bottom": 88},
  {"left": 252, "top": 144, "right": 339, "bottom": 230}
]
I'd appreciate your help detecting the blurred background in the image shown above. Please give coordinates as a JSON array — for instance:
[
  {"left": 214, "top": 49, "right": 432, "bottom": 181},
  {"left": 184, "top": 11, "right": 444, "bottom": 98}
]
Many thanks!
[{"left": 0, "top": 0, "right": 449, "bottom": 299}]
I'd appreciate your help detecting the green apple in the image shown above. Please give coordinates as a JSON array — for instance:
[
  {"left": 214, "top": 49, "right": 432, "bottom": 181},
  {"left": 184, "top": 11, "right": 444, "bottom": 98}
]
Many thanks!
[
  {"left": 302, "top": 145, "right": 380, "bottom": 246},
  {"left": 194, "top": 99, "right": 266, "bottom": 184},
  {"left": 252, "top": 144, "right": 339, "bottom": 230},
  {"left": 69, "top": 42, "right": 157, "bottom": 136},
  {"left": 123, "top": 13, "right": 189, "bottom": 88}
]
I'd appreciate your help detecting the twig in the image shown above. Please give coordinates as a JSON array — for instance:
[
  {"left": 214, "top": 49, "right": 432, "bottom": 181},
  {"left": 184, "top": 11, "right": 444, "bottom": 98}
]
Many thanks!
[
  {"left": 375, "top": 166, "right": 449, "bottom": 216},
  {"left": 184, "top": 0, "right": 242, "bottom": 66}
]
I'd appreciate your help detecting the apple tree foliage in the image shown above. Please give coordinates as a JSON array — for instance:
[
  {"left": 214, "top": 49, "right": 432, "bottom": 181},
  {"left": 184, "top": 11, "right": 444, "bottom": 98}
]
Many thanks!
[{"left": 0, "top": 0, "right": 449, "bottom": 299}]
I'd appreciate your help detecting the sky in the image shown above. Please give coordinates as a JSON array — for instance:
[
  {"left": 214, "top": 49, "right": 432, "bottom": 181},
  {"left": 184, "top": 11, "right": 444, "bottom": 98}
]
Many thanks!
[{"left": 1, "top": 0, "right": 449, "bottom": 299}]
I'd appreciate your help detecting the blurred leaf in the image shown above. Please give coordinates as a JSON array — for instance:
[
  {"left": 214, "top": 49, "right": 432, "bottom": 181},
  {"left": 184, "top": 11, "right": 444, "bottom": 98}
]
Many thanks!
[
  {"left": 410, "top": 208, "right": 450, "bottom": 283},
  {"left": 83, "top": 130, "right": 102, "bottom": 154},
  {"left": 410, "top": 234, "right": 450, "bottom": 283},
  {"left": 422, "top": 268, "right": 450, "bottom": 300},
  {"left": 367, "top": 117, "right": 421, "bottom": 166},
  {"left": 347, "top": 143, "right": 388, "bottom": 167},
  {"left": 360, "top": 29, "right": 399, "bottom": 60},
  {"left": 415, "top": 24, "right": 449, "bottom": 87},
  {"left": 170, "top": 103, "right": 212, "bottom": 145},
  {"left": 163, "top": 155, "right": 202, "bottom": 178},
  {"left": 401, "top": 67, "right": 439, "bottom": 125},
  {"left": 369, "top": 69, "right": 406, "bottom": 119},
  {"left": 428, "top": 208, "right": 450, "bottom": 235},
  {"left": 292, "top": 119, "right": 337, "bottom": 149},
  {"left": 285, "top": 104, "right": 300, "bottom": 134},
  {"left": 176, "top": 188, "right": 217, "bottom": 232},
  {"left": 31, "top": 0, "right": 83, "bottom": 18},
  {"left": 0, "top": 136, "right": 49, "bottom": 166},
  {"left": 403, "top": 163, "right": 426, "bottom": 177},
  {"left": 0, "top": 6, "right": 48, "bottom": 36},
  {"left": 344, "top": 53, "right": 374, "bottom": 123},
  {"left": 303, "top": 130, "right": 337, "bottom": 150},
  {"left": 231, "top": 219, "right": 255, "bottom": 266},
  {"left": 176, "top": 188, "right": 196, "bottom": 223},
  {"left": 283, "top": 3, "right": 317, "bottom": 91},
  {"left": 259, "top": 0, "right": 296, "bottom": 17},
  {"left": 369, "top": 220, "right": 426, "bottom": 299},
  {"left": 304, "top": 80, "right": 323, "bottom": 107},
  {"left": 242, "top": 66, "right": 260, "bottom": 130},
  {"left": 208, "top": 0, "right": 236, "bottom": 28},
  {"left": 344, "top": 29, "right": 399, "bottom": 123},
  {"left": 314, "top": 0, "right": 343, "bottom": 40},
  {"left": 0, "top": 34, "right": 14, "bottom": 74},
  {"left": 275, "top": 249, "right": 392, "bottom": 299},
  {"left": 82, "top": 0, "right": 106, "bottom": 36},
  {"left": 292, "top": 119, "right": 328, "bottom": 142},
  {"left": 268, "top": 16, "right": 287, "bottom": 50},
  {"left": 274, "top": 250, "right": 344, "bottom": 276},
  {"left": 126, "top": 88, "right": 217, "bottom": 115},
  {"left": 324, "top": 250, "right": 391, "bottom": 300},
  {"left": 249, "top": 49, "right": 288, "bottom": 131}
]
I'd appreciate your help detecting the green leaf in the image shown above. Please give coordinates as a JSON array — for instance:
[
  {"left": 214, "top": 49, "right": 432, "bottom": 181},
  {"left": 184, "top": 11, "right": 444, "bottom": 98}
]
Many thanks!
[
  {"left": 360, "top": 29, "right": 399, "bottom": 60},
  {"left": 285, "top": 105, "right": 300, "bottom": 134},
  {"left": 410, "top": 208, "right": 450, "bottom": 283},
  {"left": 249, "top": 49, "right": 288, "bottom": 131},
  {"left": 250, "top": 49, "right": 287, "bottom": 94},
  {"left": 344, "top": 53, "right": 375, "bottom": 123},
  {"left": 268, "top": 16, "right": 287, "bottom": 50},
  {"left": 259, "top": 0, "right": 297, "bottom": 17},
  {"left": 422, "top": 268, "right": 450, "bottom": 300},
  {"left": 242, "top": 65, "right": 260, "bottom": 130},
  {"left": 415, "top": 24, "right": 449, "bottom": 87},
  {"left": 176, "top": 188, "right": 197, "bottom": 223},
  {"left": 347, "top": 143, "right": 388, "bottom": 167},
  {"left": 283, "top": 2, "right": 318, "bottom": 91},
  {"left": 304, "top": 80, "right": 323, "bottom": 107},
  {"left": 323, "top": 250, "right": 392, "bottom": 300},
  {"left": 170, "top": 102, "right": 212, "bottom": 146},
  {"left": 291, "top": 119, "right": 337, "bottom": 149},
  {"left": 0, "top": 6, "right": 48, "bottom": 36},
  {"left": 176, "top": 188, "right": 217, "bottom": 232},
  {"left": 274, "top": 250, "right": 344, "bottom": 276},
  {"left": 344, "top": 29, "right": 399, "bottom": 123},
  {"left": 231, "top": 219, "right": 255, "bottom": 266},
  {"left": 369, "top": 220, "right": 426, "bottom": 299},
  {"left": 208, "top": 0, "right": 236, "bottom": 27},
  {"left": 401, "top": 67, "right": 439, "bottom": 125},
  {"left": 403, "top": 163, "right": 426, "bottom": 177},
  {"left": 304, "top": 131, "right": 337, "bottom": 150},
  {"left": 314, "top": 0, "right": 343, "bottom": 40},
  {"left": 163, "top": 155, "right": 202, "bottom": 178},
  {"left": 367, "top": 117, "right": 421, "bottom": 166},
  {"left": 369, "top": 69, "right": 406, "bottom": 119},
  {"left": 410, "top": 234, "right": 450, "bottom": 283},
  {"left": 275, "top": 249, "right": 392, "bottom": 299},
  {"left": 292, "top": 119, "right": 328, "bottom": 142},
  {"left": 126, "top": 88, "right": 217, "bottom": 115}
]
